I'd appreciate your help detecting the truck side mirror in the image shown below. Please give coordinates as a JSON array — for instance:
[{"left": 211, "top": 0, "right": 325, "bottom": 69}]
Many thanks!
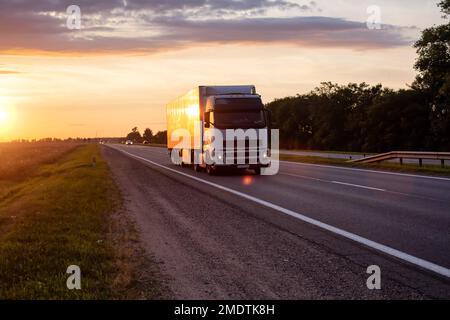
[{"left": 204, "top": 112, "right": 210, "bottom": 128}]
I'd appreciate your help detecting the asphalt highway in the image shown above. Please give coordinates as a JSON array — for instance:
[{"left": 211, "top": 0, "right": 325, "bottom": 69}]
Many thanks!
[{"left": 103, "top": 144, "right": 450, "bottom": 299}]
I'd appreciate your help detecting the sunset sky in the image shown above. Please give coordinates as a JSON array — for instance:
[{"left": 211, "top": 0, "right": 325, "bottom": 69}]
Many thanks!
[{"left": 0, "top": 0, "right": 444, "bottom": 141}]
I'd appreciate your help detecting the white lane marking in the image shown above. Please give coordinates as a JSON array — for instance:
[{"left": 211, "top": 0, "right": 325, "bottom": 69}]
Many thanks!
[
  {"left": 331, "top": 181, "right": 386, "bottom": 192},
  {"left": 281, "top": 160, "right": 450, "bottom": 182},
  {"left": 386, "top": 190, "right": 447, "bottom": 203},
  {"left": 108, "top": 145, "right": 450, "bottom": 279},
  {"left": 283, "top": 173, "right": 329, "bottom": 183},
  {"left": 284, "top": 173, "right": 450, "bottom": 203},
  {"left": 283, "top": 173, "right": 385, "bottom": 192}
]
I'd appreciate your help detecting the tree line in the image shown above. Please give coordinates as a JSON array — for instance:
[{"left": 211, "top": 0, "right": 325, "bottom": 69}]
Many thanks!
[
  {"left": 8, "top": 137, "right": 94, "bottom": 143},
  {"left": 266, "top": 83, "right": 435, "bottom": 152},
  {"left": 266, "top": 0, "right": 449, "bottom": 153},
  {"left": 126, "top": 127, "right": 167, "bottom": 145}
]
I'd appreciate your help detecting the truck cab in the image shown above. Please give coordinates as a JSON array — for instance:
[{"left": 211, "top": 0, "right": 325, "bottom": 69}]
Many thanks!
[{"left": 202, "top": 93, "right": 271, "bottom": 175}]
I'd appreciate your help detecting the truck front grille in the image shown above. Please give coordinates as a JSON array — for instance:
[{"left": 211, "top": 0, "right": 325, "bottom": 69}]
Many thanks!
[{"left": 221, "top": 138, "right": 263, "bottom": 165}]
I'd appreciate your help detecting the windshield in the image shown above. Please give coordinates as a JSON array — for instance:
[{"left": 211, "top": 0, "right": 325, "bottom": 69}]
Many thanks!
[
  {"left": 214, "top": 98, "right": 263, "bottom": 112},
  {"left": 213, "top": 111, "right": 266, "bottom": 129}
]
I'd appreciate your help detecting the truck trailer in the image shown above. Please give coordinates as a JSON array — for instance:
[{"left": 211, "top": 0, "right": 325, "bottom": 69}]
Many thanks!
[{"left": 166, "top": 85, "right": 271, "bottom": 175}]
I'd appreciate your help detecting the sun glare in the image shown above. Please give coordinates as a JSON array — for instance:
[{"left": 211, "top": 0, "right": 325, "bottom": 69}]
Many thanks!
[
  {"left": 0, "top": 97, "right": 13, "bottom": 130},
  {"left": 0, "top": 109, "right": 9, "bottom": 123}
]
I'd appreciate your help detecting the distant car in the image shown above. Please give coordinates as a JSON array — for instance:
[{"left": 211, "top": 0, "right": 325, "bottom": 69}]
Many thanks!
[{"left": 125, "top": 140, "right": 133, "bottom": 145}]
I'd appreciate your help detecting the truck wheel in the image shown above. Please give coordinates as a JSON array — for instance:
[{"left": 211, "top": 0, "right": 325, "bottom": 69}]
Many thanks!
[
  {"left": 206, "top": 165, "right": 215, "bottom": 176},
  {"left": 254, "top": 167, "right": 261, "bottom": 175}
]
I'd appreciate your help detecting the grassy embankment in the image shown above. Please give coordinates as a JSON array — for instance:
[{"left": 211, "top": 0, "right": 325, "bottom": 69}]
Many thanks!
[
  {"left": 280, "top": 154, "right": 450, "bottom": 176},
  {"left": 0, "top": 143, "right": 164, "bottom": 299},
  {"left": 0, "top": 142, "right": 78, "bottom": 193}
]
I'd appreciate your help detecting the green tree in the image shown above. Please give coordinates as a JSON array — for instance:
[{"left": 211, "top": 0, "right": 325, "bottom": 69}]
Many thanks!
[
  {"left": 266, "top": 82, "right": 432, "bottom": 153},
  {"left": 143, "top": 128, "right": 153, "bottom": 142},
  {"left": 438, "top": 0, "right": 450, "bottom": 16},
  {"left": 126, "top": 127, "right": 142, "bottom": 143},
  {"left": 413, "top": 0, "right": 450, "bottom": 150},
  {"left": 364, "top": 90, "right": 430, "bottom": 152},
  {"left": 152, "top": 130, "right": 167, "bottom": 145},
  {"left": 267, "top": 95, "right": 312, "bottom": 149}
]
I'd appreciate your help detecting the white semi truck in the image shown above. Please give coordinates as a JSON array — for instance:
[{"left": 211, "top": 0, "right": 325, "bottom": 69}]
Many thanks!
[{"left": 166, "top": 85, "right": 271, "bottom": 175}]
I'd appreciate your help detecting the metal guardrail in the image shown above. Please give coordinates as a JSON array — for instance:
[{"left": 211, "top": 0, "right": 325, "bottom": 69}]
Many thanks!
[{"left": 349, "top": 151, "right": 450, "bottom": 168}]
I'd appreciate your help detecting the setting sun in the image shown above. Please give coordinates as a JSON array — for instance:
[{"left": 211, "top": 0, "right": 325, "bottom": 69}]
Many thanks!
[
  {"left": 0, "top": 108, "right": 9, "bottom": 124},
  {"left": 0, "top": 96, "right": 9, "bottom": 121},
  {"left": 0, "top": 97, "right": 15, "bottom": 139}
]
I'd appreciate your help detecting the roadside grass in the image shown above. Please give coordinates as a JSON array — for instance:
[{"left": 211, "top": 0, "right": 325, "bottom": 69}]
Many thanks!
[
  {"left": 280, "top": 154, "right": 450, "bottom": 176},
  {"left": 0, "top": 142, "right": 79, "bottom": 181},
  {"left": 0, "top": 144, "right": 165, "bottom": 299}
]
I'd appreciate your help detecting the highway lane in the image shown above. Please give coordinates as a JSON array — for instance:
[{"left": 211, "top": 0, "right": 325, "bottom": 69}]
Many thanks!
[{"left": 108, "top": 144, "right": 450, "bottom": 273}]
